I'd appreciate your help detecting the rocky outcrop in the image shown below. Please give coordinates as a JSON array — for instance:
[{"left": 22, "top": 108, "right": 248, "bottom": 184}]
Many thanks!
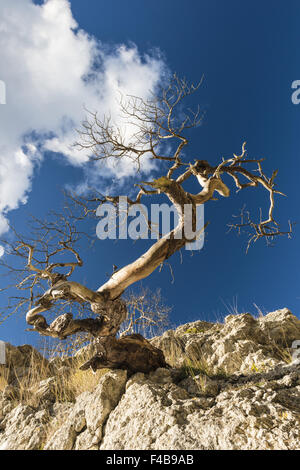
[
  {"left": 151, "top": 308, "right": 300, "bottom": 374},
  {"left": 100, "top": 364, "right": 300, "bottom": 450},
  {"left": 0, "top": 308, "right": 299, "bottom": 450}
]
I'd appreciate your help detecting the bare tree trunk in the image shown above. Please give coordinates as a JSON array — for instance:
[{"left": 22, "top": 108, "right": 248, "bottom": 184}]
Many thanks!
[{"left": 7, "top": 76, "right": 290, "bottom": 375}]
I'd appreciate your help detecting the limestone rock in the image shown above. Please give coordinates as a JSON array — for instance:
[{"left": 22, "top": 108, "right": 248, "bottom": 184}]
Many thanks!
[
  {"left": 44, "top": 369, "right": 127, "bottom": 450},
  {"left": 0, "top": 404, "right": 50, "bottom": 450},
  {"left": 179, "top": 374, "right": 220, "bottom": 397},
  {"left": 34, "top": 377, "right": 59, "bottom": 404},
  {"left": 0, "top": 397, "right": 14, "bottom": 423},
  {"left": 75, "top": 429, "right": 98, "bottom": 450},
  {"left": 151, "top": 309, "right": 300, "bottom": 375},
  {"left": 100, "top": 364, "right": 300, "bottom": 450}
]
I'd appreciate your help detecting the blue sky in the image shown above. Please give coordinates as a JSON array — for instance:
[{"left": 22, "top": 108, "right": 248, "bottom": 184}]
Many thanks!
[{"left": 0, "top": 0, "right": 299, "bottom": 347}]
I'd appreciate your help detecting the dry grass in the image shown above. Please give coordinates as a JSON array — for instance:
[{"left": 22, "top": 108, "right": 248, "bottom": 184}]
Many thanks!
[
  {"left": 0, "top": 366, "right": 9, "bottom": 392},
  {"left": 62, "top": 362, "right": 108, "bottom": 397},
  {"left": 1, "top": 345, "right": 109, "bottom": 409}
]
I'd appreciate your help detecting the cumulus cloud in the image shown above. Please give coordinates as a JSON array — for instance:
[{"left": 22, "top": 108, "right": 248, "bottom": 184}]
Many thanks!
[{"left": 0, "top": 0, "right": 167, "bottom": 247}]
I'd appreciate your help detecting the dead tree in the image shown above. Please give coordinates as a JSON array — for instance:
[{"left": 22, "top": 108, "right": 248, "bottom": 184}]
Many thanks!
[{"left": 0, "top": 75, "right": 292, "bottom": 374}]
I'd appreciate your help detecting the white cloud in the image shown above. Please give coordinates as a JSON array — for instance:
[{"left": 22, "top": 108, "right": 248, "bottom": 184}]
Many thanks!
[{"left": 0, "top": 0, "right": 167, "bottom": 250}]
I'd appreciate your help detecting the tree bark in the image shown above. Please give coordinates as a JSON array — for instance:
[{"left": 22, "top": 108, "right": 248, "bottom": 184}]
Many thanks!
[{"left": 80, "top": 334, "right": 168, "bottom": 375}]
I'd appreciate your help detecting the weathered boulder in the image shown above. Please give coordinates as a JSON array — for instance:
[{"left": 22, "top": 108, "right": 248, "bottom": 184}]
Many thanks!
[{"left": 44, "top": 369, "right": 127, "bottom": 450}]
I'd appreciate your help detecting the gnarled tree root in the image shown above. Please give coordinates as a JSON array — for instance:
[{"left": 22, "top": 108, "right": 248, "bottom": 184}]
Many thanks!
[{"left": 79, "top": 333, "right": 168, "bottom": 375}]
